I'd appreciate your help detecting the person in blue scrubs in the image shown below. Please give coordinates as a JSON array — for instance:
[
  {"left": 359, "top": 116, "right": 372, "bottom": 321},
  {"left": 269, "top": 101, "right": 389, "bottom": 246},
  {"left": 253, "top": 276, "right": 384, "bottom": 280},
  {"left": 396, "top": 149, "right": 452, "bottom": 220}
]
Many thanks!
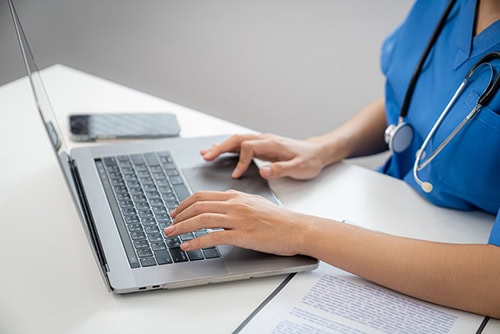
[{"left": 165, "top": 0, "right": 500, "bottom": 317}]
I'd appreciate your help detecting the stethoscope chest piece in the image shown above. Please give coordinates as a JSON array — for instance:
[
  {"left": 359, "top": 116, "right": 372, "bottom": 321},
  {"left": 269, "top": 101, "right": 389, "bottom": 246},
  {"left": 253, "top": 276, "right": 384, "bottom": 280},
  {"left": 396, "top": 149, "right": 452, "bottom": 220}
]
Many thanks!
[{"left": 385, "top": 122, "right": 414, "bottom": 153}]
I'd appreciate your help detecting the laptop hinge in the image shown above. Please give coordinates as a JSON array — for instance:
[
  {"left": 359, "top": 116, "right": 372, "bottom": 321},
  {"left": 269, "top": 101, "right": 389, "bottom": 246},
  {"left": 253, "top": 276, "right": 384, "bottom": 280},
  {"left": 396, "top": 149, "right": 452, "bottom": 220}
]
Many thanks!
[{"left": 69, "top": 158, "right": 112, "bottom": 291}]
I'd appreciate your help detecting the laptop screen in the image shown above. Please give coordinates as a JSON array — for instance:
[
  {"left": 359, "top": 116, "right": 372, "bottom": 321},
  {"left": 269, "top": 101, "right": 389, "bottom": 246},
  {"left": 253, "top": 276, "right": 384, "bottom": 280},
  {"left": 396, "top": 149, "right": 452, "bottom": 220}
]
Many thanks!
[{"left": 9, "top": 0, "right": 67, "bottom": 155}]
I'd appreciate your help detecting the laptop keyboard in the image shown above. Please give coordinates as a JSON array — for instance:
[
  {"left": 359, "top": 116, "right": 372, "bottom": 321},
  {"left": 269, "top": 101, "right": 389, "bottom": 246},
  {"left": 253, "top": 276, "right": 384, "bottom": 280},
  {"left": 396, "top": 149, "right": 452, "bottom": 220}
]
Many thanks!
[{"left": 95, "top": 151, "right": 220, "bottom": 268}]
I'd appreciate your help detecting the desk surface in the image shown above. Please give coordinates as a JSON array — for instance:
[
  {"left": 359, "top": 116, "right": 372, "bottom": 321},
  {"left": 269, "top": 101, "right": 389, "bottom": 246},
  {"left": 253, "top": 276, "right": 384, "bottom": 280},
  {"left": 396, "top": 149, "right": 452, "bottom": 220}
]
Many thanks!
[{"left": 0, "top": 65, "right": 497, "bottom": 334}]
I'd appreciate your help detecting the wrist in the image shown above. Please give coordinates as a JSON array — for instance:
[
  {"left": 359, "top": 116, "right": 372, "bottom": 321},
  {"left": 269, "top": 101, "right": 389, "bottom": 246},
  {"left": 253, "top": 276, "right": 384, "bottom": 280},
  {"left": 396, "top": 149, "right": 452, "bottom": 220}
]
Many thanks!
[
  {"left": 290, "top": 212, "right": 328, "bottom": 257},
  {"left": 306, "top": 132, "right": 352, "bottom": 168}
]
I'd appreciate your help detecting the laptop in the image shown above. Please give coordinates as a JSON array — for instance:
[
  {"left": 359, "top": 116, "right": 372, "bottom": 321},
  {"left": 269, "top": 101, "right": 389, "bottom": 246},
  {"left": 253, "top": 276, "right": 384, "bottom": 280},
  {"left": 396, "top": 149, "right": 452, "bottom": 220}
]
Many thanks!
[{"left": 8, "top": 0, "right": 317, "bottom": 293}]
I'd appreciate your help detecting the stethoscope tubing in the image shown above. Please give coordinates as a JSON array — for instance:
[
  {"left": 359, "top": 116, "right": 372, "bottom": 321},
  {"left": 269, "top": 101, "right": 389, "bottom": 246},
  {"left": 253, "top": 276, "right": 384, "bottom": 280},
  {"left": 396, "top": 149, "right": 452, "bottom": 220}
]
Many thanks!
[
  {"left": 386, "top": 0, "right": 499, "bottom": 193},
  {"left": 415, "top": 62, "right": 494, "bottom": 172}
]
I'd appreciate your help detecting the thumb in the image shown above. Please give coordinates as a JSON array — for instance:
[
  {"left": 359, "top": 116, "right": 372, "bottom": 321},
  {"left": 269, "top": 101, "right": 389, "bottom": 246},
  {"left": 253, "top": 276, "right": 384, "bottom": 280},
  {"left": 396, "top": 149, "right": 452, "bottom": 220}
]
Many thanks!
[
  {"left": 259, "top": 160, "right": 298, "bottom": 179},
  {"left": 261, "top": 159, "right": 319, "bottom": 180}
]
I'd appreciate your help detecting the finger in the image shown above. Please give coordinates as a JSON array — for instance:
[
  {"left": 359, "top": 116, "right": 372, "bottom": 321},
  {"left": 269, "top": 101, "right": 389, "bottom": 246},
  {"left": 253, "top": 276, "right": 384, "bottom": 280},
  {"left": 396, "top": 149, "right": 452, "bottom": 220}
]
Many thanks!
[
  {"left": 231, "top": 140, "right": 258, "bottom": 178},
  {"left": 173, "top": 199, "right": 233, "bottom": 225},
  {"left": 232, "top": 138, "right": 288, "bottom": 178},
  {"left": 258, "top": 160, "right": 297, "bottom": 179},
  {"left": 267, "top": 159, "right": 299, "bottom": 179},
  {"left": 170, "top": 191, "right": 230, "bottom": 219},
  {"left": 263, "top": 158, "right": 316, "bottom": 180},
  {"left": 164, "top": 212, "right": 231, "bottom": 238},
  {"left": 201, "top": 134, "right": 260, "bottom": 161},
  {"left": 180, "top": 230, "right": 239, "bottom": 251}
]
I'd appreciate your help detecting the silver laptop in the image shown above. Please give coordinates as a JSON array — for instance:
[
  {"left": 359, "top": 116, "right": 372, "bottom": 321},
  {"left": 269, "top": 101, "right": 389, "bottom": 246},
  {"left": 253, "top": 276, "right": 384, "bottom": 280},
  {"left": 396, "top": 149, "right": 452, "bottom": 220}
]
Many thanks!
[{"left": 9, "top": 0, "right": 317, "bottom": 293}]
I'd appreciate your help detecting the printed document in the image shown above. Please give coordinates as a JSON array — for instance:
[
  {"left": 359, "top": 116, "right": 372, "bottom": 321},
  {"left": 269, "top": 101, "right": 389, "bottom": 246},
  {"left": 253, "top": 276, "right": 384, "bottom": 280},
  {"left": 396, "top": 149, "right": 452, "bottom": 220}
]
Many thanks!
[{"left": 235, "top": 262, "right": 486, "bottom": 334}]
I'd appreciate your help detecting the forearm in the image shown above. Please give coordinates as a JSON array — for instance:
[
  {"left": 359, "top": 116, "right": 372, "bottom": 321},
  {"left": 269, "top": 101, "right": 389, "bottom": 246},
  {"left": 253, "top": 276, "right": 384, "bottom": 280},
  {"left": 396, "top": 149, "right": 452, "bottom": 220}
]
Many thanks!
[
  {"left": 298, "top": 216, "right": 500, "bottom": 318},
  {"left": 308, "top": 97, "right": 388, "bottom": 168}
]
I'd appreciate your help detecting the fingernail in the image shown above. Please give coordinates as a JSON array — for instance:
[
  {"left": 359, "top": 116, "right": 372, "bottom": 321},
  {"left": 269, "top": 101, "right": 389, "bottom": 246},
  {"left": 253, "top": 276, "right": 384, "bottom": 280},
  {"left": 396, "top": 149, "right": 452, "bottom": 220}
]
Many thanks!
[
  {"left": 231, "top": 169, "right": 240, "bottom": 179},
  {"left": 260, "top": 166, "right": 272, "bottom": 178},
  {"left": 164, "top": 226, "right": 174, "bottom": 236},
  {"left": 170, "top": 208, "right": 177, "bottom": 217},
  {"left": 202, "top": 150, "right": 214, "bottom": 158}
]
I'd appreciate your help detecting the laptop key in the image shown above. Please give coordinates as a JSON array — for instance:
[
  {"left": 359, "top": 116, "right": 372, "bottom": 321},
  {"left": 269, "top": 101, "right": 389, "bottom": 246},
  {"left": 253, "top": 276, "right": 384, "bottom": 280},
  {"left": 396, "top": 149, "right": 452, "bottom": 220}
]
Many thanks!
[
  {"left": 165, "top": 200, "right": 179, "bottom": 210},
  {"left": 155, "top": 250, "right": 173, "bottom": 265},
  {"left": 113, "top": 185, "right": 128, "bottom": 194},
  {"left": 140, "top": 257, "right": 157, "bottom": 267},
  {"left": 151, "top": 241, "right": 167, "bottom": 251},
  {"left": 156, "top": 214, "right": 172, "bottom": 224},
  {"left": 146, "top": 191, "right": 160, "bottom": 199},
  {"left": 166, "top": 237, "right": 181, "bottom": 248},
  {"left": 138, "top": 210, "right": 153, "bottom": 218},
  {"left": 117, "top": 155, "right": 130, "bottom": 162},
  {"left": 169, "top": 176, "right": 183, "bottom": 185},
  {"left": 127, "top": 223, "right": 143, "bottom": 233},
  {"left": 144, "top": 152, "right": 160, "bottom": 166},
  {"left": 194, "top": 230, "right": 208, "bottom": 238},
  {"left": 103, "top": 157, "right": 117, "bottom": 166},
  {"left": 170, "top": 247, "right": 188, "bottom": 263},
  {"left": 122, "top": 207, "right": 137, "bottom": 216},
  {"left": 149, "top": 166, "right": 163, "bottom": 173},
  {"left": 152, "top": 206, "right": 167, "bottom": 215},
  {"left": 108, "top": 171, "right": 122, "bottom": 179},
  {"left": 202, "top": 247, "right": 221, "bottom": 259},
  {"left": 119, "top": 200, "right": 134, "bottom": 208},
  {"left": 137, "top": 248, "right": 153, "bottom": 258},
  {"left": 180, "top": 232, "right": 194, "bottom": 241},
  {"left": 126, "top": 181, "right": 140, "bottom": 189},
  {"left": 166, "top": 169, "right": 179, "bottom": 177},
  {"left": 143, "top": 183, "right": 157, "bottom": 191},
  {"left": 173, "top": 184, "right": 190, "bottom": 202},
  {"left": 130, "top": 154, "right": 145, "bottom": 165},
  {"left": 137, "top": 170, "right": 150, "bottom": 178},
  {"left": 129, "top": 187, "right": 144, "bottom": 195},
  {"left": 131, "top": 231, "right": 146, "bottom": 240},
  {"left": 187, "top": 250, "right": 204, "bottom": 261},
  {"left": 158, "top": 222, "right": 171, "bottom": 230},
  {"left": 145, "top": 225, "right": 159, "bottom": 234},
  {"left": 135, "top": 202, "right": 150, "bottom": 210},
  {"left": 141, "top": 217, "right": 156, "bottom": 226},
  {"left": 125, "top": 215, "right": 140, "bottom": 224},
  {"left": 134, "top": 240, "right": 149, "bottom": 249},
  {"left": 161, "top": 193, "right": 176, "bottom": 202},
  {"left": 116, "top": 193, "right": 131, "bottom": 201},
  {"left": 148, "top": 234, "right": 163, "bottom": 242},
  {"left": 141, "top": 177, "right": 155, "bottom": 185}
]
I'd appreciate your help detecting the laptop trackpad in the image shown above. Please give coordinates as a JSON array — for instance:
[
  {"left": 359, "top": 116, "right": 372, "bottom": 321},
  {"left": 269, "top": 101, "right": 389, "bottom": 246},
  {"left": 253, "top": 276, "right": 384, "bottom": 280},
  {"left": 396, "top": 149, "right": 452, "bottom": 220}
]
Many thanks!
[{"left": 181, "top": 156, "right": 277, "bottom": 202}]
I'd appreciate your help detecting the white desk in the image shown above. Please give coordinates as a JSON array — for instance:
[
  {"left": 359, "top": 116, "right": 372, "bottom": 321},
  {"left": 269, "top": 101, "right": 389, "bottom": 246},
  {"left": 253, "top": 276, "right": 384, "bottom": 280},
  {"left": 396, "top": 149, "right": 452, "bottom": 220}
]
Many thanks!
[{"left": 0, "top": 65, "right": 497, "bottom": 333}]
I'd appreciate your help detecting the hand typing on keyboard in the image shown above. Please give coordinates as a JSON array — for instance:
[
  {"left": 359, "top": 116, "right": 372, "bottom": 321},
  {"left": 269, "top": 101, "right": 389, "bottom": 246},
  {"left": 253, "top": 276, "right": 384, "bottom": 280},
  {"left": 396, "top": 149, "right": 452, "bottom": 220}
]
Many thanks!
[{"left": 165, "top": 190, "right": 308, "bottom": 257}]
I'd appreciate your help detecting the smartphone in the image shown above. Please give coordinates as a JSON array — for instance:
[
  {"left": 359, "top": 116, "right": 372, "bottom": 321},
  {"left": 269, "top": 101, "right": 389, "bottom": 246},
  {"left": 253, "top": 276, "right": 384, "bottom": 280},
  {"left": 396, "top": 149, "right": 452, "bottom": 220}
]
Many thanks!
[{"left": 69, "top": 112, "right": 181, "bottom": 142}]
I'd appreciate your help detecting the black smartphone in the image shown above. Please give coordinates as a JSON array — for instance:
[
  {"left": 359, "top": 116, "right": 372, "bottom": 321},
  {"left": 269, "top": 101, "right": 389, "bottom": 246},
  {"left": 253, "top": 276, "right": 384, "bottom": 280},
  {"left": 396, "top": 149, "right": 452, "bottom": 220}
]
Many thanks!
[{"left": 69, "top": 112, "right": 181, "bottom": 142}]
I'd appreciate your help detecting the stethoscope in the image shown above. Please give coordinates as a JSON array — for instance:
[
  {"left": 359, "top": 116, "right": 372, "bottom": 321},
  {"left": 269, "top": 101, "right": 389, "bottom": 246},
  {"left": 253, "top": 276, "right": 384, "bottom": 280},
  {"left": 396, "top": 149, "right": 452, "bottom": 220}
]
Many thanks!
[{"left": 384, "top": 0, "right": 500, "bottom": 193}]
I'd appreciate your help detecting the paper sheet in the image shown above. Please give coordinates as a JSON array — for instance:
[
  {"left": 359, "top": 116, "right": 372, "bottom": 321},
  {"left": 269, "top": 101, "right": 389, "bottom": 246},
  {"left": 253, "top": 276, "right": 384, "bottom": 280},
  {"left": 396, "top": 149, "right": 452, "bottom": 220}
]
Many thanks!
[{"left": 236, "top": 262, "right": 486, "bottom": 334}]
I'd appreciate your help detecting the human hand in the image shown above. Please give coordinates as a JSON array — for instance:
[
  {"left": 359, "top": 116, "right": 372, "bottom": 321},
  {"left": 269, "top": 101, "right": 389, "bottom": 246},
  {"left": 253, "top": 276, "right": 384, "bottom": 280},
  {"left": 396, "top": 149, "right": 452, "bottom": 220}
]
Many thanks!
[
  {"left": 200, "top": 134, "right": 326, "bottom": 180},
  {"left": 165, "top": 190, "right": 307, "bottom": 256}
]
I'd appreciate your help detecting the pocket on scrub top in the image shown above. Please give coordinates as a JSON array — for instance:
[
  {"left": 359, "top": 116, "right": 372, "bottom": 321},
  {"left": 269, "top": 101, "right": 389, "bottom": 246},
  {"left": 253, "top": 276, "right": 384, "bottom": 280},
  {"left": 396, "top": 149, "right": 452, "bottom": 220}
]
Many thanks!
[{"left": 428, "top": 89, "right": 500, "bottom": 213}]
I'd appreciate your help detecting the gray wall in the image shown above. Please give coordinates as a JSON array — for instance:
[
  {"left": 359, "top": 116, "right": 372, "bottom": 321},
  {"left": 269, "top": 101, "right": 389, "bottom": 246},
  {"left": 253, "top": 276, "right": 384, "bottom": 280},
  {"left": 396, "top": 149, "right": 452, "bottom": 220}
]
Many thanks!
[{"left": 1, "top": 1, "right": 412, "bottom": 145}]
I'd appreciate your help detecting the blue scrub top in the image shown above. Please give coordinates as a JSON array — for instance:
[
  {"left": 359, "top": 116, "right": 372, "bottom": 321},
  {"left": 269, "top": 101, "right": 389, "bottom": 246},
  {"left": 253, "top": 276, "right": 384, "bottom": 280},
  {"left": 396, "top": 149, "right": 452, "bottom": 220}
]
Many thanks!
[{"left": 379, "top": 0, "right": 500, "bottom": 245}]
